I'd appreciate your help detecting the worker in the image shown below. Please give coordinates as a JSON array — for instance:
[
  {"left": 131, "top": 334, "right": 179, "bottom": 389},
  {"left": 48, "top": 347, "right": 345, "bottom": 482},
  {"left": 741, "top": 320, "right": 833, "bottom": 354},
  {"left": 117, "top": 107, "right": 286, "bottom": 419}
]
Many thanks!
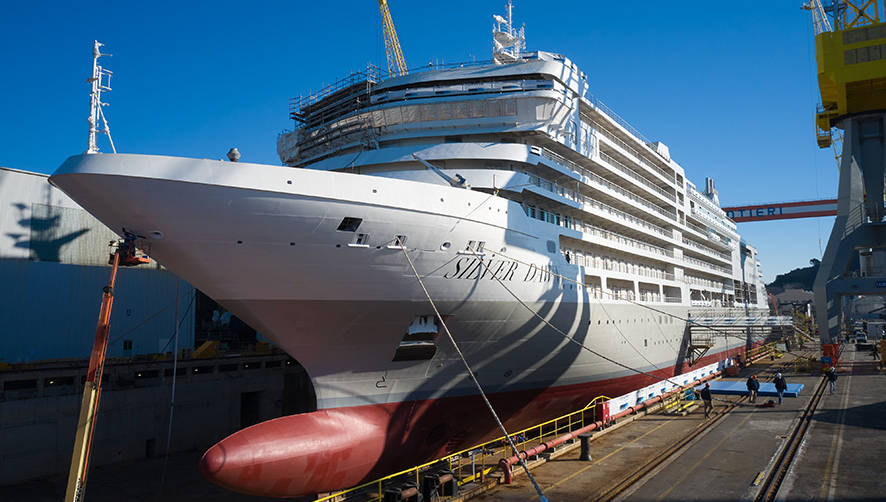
[
  {"left": 774, "top": 373, "right": 788, "bottom": 405},
  {"left": 826, "top": 366, "right": 838, "bottom": 395},
  {"left": 872, "top": 343, "right": 880, "bottom": 361},
  {"left": 746, "top": 374, "right": 759, "bottom": 403},
  {"left": 699, "top": 382, "right": 713, "bottom": 418}
]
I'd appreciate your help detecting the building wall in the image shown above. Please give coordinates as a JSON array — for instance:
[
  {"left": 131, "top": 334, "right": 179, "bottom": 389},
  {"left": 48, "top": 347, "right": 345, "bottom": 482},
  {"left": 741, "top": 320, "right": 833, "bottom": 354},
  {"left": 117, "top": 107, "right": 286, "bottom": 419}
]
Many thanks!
[
  {"left": 0, "top": 354, "right": 312, "bottom": 486},
  {"left": 0, "top": 167, "right": 194, "bottom": 363}
]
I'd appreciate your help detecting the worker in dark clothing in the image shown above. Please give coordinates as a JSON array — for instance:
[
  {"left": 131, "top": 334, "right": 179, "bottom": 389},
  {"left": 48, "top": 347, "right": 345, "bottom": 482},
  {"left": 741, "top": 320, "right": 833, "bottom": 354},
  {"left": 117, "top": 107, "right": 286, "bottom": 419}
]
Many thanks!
[
  {"left": 774, "top": 372, "right": 788, "bottom": 405},
  {"left": 826, "top": 366, "right": 838, "bottom": 394},
  {"left": 699, "top": 382, "right": 713, "bottom": 418},
  {"left": 872, "top": 343, "right": 880, "bottom": 360},
  {"left": 746, "top": 375, "right": 759, "bottom": 403}
]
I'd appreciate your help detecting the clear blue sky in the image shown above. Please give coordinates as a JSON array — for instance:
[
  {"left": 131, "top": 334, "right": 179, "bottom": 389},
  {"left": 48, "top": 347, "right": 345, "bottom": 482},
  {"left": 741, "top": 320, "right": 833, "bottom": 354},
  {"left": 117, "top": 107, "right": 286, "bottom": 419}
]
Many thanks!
[{"left": 1, "top": 1, "right": 836, "bottom": 282}]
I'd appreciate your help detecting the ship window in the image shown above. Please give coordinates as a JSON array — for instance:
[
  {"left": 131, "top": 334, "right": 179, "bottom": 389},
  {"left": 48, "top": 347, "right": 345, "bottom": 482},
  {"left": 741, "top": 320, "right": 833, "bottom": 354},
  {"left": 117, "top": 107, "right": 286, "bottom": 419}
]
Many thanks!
[
  {"left": 546, "top": 240, "right": 557, "bottom": 253},
  {"left": 337, "top": 217, "right": 363, "bottom": 232}
]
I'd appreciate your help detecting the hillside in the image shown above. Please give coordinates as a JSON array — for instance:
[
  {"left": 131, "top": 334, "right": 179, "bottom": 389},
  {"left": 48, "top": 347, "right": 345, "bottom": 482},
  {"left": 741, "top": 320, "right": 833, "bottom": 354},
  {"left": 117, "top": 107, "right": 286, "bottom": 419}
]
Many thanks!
[{"left": 766, "top": 259, "right": 820, "bottom": 294}]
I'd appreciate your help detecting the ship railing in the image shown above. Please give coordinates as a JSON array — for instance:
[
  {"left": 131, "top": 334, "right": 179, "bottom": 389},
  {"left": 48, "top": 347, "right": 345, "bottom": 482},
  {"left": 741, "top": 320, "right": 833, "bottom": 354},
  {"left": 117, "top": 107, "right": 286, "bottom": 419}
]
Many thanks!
[
  {"left": 681, "top": 237, "right": 732, "bottom": 262},
  {"left": 664, "top": 296, "right": 683, "bottom": 303},
  {"left": 683, "top": 255, "right": 732, "bottom": 275},
  {"left": 598, "top": 152, "right": 675, "bottom": 203},
  {"left": 527, "top": 171, "right": 676, "bottom": 225},
  {"left": 575, "top": 220, "right": 674, "bottom": 258},
  {"left": 315, "top": 395, "right": 612, "bottom": 502},
  {"left": 537, "top": 146, "right": 675, "bottom": 207},
  {"left": 584, "top": 116, "right": 675, "bottom": 184},
  {"left": 586, "top": 94, "right": 654, "bottom": 149},
  {"left": 290, "top": 65, "right": 383, "bottom": 121},
  {"left": 582, "top": 170, "right": 677, "bottom": 222},
  {"left": 581, "top": 197, "right": 673, "bottom": 240}
]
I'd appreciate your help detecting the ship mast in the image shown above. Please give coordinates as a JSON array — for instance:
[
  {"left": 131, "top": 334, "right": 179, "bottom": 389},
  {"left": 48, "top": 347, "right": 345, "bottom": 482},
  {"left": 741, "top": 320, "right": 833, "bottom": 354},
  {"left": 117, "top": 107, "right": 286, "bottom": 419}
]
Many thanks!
[
  {"left": 492, "top": 0, "right": 525, "bottom": 64},
  {"left": 86, "top": 40, "right": 116, "bottom": 154}
]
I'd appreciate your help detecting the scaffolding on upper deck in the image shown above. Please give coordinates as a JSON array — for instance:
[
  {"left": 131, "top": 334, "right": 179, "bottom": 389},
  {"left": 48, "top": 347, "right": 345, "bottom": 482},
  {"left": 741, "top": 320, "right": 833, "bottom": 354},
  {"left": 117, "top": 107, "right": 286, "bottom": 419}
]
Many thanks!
[{"left": 289, "top": 64, "right": 383, "bottom": 128}]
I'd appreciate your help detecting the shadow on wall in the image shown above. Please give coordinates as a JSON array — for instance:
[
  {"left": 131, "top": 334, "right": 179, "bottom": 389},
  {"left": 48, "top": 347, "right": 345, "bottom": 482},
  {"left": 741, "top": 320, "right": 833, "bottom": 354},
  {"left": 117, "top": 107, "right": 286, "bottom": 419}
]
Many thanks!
[{"left": 6, "top": 202, "right": 92, "bottom": 262}]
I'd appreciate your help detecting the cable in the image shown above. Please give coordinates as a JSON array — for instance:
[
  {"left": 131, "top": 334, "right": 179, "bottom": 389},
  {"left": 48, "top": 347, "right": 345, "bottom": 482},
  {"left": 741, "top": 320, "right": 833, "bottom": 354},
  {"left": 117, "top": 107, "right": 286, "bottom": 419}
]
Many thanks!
[
  {"left": 157, "top": 281, "right": 184, "bottom": 501},
  {"left": 485, "top": 247, "right": 774, "bottom": 343},
  {"left": 474, "top": 254, "right": 686, "bottom": 389},
  {"left": 396, "top": 239, "right": 549, "bottom": 502}
]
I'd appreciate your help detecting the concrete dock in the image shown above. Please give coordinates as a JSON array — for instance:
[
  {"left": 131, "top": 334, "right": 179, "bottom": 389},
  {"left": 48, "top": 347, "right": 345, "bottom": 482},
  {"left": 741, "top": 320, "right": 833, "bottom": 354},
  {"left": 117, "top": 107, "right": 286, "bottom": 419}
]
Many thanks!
[
  {"left": 2, "top": 346, "right": 883, "bottom": 501},
  {"left": 476, "top": 345, "right": 885, "bottom": 501}
]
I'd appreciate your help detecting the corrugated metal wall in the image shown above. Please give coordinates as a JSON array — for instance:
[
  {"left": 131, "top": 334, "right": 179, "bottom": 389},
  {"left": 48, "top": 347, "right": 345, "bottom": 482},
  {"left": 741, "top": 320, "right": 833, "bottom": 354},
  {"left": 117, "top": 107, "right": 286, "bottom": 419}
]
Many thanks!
[{"left": 0, "top": 167, "right": 195, "bottom": 363}]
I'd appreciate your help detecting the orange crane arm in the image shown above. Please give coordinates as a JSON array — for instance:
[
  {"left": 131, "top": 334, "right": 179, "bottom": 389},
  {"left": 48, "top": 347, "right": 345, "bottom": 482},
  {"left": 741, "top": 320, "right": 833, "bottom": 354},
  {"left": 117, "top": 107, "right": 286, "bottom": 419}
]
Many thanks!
[{"left": 65, "top": 238, "right": 148, "bottom": 502}]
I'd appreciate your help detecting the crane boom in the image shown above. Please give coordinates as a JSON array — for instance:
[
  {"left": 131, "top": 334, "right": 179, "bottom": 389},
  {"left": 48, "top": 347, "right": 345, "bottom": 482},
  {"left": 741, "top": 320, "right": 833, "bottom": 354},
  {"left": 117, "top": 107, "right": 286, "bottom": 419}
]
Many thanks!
[{"left": 378, "top": 0, "right": 407, "bottom": 77}]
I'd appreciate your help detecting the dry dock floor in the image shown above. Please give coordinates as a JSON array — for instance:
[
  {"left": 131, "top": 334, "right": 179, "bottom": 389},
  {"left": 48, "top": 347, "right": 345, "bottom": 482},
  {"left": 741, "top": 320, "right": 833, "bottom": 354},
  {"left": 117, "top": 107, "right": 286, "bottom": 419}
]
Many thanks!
[
  {"left": 3, "top": 347, "right": 883, "bottom": 502},
  {"left": 477, "top": 346, "right": 885, "bottom": 502}
]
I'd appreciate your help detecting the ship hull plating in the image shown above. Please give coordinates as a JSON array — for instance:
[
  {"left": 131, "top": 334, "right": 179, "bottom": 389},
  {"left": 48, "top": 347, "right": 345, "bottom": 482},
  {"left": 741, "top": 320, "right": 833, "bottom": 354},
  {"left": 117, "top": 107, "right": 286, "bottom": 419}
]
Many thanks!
[{"left": 51, "top": 154, "right": 755, "bottom": 497}]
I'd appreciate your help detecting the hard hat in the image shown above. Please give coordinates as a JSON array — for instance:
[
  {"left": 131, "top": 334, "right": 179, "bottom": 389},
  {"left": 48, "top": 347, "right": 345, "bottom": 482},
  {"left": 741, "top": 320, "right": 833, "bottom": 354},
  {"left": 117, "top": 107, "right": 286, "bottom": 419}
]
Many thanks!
[{"left": 776, "top": 372, "right": 782, "bottom": 378}]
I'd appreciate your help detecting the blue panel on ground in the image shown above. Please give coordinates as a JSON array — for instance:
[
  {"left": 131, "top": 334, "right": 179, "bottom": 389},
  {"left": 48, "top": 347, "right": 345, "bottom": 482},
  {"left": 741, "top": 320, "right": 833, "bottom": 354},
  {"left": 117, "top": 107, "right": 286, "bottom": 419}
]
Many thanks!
[{"left": 696, "top": 380, "right": 804, "bottom": 397}]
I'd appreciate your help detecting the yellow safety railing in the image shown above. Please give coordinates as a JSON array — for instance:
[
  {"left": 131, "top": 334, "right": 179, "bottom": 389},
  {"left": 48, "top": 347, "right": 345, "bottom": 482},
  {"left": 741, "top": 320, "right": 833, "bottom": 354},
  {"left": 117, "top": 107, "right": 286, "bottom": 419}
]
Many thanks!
[
  {"left": 746, "top": 342, "right": 778, "bottom": 362},
  {"left": 316, "top": 395, "right": 612, "bottom": 502}
]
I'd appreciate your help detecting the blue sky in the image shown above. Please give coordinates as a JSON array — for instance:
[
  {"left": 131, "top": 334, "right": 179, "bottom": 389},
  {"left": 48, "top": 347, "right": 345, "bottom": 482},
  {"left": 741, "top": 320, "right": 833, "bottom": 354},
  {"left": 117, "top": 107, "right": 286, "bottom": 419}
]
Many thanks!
[{"left": 0, "top": 1, "right": 836, "bottom": 282}]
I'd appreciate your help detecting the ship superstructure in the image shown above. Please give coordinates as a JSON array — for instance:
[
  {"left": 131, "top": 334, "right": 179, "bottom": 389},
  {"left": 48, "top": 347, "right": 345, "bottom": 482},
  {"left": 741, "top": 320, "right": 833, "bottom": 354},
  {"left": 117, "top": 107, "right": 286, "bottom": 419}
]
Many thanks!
[
  {"left": 49, "top": 6, "right": 775, "bottom": 499},
  {"left": 277, "top": 50, "right": 764, "bottom": 314}
]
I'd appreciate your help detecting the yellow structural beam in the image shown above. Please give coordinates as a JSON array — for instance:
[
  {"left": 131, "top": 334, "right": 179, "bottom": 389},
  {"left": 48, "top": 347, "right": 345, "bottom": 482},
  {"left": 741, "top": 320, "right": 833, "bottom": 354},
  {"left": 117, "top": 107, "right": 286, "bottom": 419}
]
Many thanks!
[
  {"left": 378, "top": 0, "right": 407, "bottom": 77},
  {"left": 815, "top": 3, "right": 886, "bottom": 145}
]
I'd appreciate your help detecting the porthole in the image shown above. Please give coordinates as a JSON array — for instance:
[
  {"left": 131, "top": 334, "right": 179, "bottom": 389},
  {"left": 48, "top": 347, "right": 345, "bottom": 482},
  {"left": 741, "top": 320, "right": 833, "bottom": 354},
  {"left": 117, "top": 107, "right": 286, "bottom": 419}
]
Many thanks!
[{"left": 441, "top": 241, "right": 451, "bottom": 250}]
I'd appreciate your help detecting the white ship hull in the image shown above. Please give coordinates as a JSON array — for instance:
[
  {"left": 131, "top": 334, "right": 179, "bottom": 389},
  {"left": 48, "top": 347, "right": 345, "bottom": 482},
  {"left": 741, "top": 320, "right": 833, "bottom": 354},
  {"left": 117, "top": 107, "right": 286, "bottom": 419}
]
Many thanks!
[{"left": 50, "top": 153, "right": 761, "bottom": 497}]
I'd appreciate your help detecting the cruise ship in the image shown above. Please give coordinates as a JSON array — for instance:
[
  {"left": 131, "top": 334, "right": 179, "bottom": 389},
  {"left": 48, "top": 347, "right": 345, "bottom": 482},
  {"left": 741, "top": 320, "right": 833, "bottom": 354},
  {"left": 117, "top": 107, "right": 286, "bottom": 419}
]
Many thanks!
[{"left": 49, "top": 6, "right": 772, "bottom": 498}]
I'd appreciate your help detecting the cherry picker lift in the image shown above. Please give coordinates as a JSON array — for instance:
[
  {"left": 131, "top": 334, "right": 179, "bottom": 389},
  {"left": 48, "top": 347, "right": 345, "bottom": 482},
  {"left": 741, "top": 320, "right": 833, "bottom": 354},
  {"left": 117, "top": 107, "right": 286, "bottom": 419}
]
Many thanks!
[{"left": 64, "top": 235, "right": 149, "bottom": 502}]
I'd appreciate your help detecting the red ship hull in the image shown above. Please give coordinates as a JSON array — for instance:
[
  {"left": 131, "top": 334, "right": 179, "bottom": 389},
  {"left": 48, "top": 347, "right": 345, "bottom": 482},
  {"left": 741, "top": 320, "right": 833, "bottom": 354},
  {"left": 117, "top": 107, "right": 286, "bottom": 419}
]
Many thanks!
[{"left": 200, "top": 350, "right": 733, "bottom": 497}]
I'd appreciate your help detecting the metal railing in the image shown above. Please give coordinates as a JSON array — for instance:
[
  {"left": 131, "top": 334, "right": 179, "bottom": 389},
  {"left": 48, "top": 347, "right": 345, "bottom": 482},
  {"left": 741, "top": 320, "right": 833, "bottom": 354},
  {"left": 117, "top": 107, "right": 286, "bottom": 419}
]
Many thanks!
[
  {"left": 537, "top": 146, "right": 675, "bottom": 205},
  {"left": 598, "top": 152, "right": 675, "bottom": 202},
  {"left": 684, "top": 274, "right": 733, "bottom": 291},
  {"left": 524, "top": 170, "right": 674, "bottom": 241},
  {"left": 587, "top": 118, "right": 675, "bottom": 183},
  {"left": 587, "top": 94, "right": 654, "bottom": 147},
  {"left": 683, "top": 255, "right": 732, "bottom": 275},
  {"left": 582, "top": 170, "right": 677, "bottom": 222},
  {"left": 682, "top": 237, "right": 732, "bottom": 262},
  {"left": 316, "top": 395, "right": 611, "bottom": 502},
  {"left": 581, "top": 197, "right": 672, "bottom": 239},
  {"left": 576, "top": 221, "right": 674, "bottom": 259}
]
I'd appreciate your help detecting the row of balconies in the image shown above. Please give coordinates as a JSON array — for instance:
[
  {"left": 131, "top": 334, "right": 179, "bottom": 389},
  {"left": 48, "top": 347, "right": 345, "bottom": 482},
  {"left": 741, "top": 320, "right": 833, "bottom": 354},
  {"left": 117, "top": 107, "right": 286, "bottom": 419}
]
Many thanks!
[
  {"left": 684, "top": 254, "right": 732, "bottom": 276},
  {"left": 681, "top": 236, "right": 732, "bottom": 262},
  {"left": 587, "top": 118, "right": 677, "bottom": 186}
]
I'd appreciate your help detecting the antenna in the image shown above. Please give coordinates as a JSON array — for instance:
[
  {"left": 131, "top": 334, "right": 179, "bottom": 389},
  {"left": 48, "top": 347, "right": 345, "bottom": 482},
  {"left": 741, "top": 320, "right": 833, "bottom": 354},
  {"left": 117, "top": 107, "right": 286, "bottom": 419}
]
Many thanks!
[
  {"left": 87, "top": 40, "right": 116, "bottom": 154},
  {"left": 492, "top": 0, "right": 525, "bottom": 65}
]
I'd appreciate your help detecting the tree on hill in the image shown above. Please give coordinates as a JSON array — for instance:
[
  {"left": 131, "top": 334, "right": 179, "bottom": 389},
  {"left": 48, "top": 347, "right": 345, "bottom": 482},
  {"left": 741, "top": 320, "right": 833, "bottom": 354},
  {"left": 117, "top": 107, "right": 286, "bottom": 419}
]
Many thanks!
[{"left": 766, "top": 259, "right": 820, "bottom": 294}]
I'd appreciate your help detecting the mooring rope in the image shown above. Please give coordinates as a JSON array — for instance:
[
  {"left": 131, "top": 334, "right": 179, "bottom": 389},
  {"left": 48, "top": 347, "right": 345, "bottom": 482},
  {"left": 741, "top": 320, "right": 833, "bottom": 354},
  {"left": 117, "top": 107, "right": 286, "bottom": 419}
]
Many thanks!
[
  {"left": 396, "top": 239, "right": 549, "bottom": 502},
  {"left": 473, "top": 254, "right": 687, "bottom": 388},
  {"left": 484, "top": 247, "right": 771, "bottom": 343}
]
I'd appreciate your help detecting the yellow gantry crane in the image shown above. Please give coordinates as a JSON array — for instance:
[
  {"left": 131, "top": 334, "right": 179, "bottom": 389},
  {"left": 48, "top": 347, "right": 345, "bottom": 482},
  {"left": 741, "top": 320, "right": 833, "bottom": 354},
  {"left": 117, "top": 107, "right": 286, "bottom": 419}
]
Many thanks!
[
  {"left": 378, "top": 0, "right": 407, "bottom": 77},
  {"left": 806, "top": 1, "right": 886, "bottom": 363},
  {"left": 806, "top": 0, "right": 886, "bottom": 149}
]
